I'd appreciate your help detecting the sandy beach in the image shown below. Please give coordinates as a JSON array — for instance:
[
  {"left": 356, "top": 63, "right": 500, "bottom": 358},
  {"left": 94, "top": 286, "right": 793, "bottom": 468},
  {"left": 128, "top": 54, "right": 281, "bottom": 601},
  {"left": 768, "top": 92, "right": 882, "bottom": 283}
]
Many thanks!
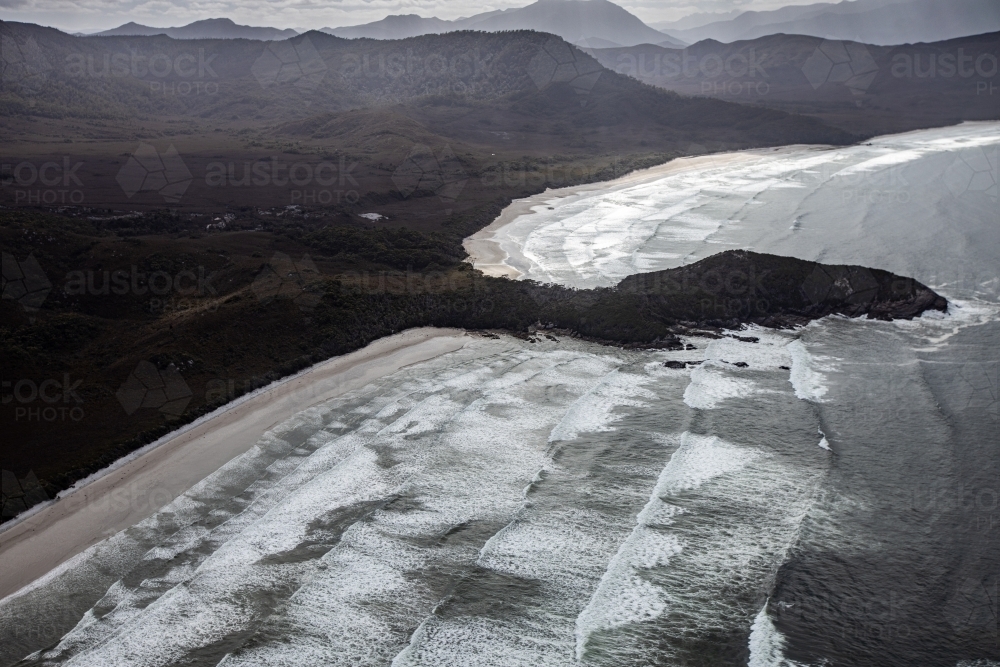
[
  {"left": 0, "top": 328, "right": 467, "bottom": 601},
  {"left": 463, "top": 147, "right": 811, "bottom": 279}
]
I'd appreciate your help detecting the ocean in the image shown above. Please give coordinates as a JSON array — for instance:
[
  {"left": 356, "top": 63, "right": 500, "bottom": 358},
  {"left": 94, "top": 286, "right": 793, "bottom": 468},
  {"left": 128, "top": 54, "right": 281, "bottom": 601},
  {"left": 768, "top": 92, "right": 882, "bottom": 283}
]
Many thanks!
[{"left": 1, "top": 123, "right": 997, "bottom": 666}]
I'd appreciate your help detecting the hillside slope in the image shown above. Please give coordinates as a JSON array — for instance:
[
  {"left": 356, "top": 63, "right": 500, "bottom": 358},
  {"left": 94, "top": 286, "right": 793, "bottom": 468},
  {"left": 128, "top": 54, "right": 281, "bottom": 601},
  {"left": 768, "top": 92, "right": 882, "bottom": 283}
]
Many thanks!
[
  {"left": 1, "top": 22, "right": 854, "bottom": 214},
  {"left": 586, "top": 31, "right": 1000, "bottom": 134}
]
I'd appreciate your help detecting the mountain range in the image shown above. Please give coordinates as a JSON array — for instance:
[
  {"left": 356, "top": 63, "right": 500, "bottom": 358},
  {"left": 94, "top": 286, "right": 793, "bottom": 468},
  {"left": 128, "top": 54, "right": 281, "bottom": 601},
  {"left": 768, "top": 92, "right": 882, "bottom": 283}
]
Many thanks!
[
  {"left": 585, "top": 30, "right": 1000, "bottom": 135},
  {"left": 0, "top": 21, "right": 859, "bottom": 227},
  {"left": 93, "top": 17, "right": 298, "bottom": 40},
  {"left": 660, "top": 0, "right": 1000, "bottom": 46},
  {"left": 321, "top": 0, "right": 686, "bottom": 48},
  {"left": 85, "top": 0, "right": 1000, "bottom": 49}
]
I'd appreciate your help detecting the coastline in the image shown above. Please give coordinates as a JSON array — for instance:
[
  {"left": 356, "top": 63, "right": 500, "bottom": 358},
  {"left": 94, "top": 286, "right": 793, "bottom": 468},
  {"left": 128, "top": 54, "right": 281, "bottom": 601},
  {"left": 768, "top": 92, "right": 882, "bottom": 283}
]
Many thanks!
[
  {"left": 463, "top": 145, "right": 821, "bottom": 279},
  {"left": 0, "top": 327, "right": 467, "bottom": 601}
]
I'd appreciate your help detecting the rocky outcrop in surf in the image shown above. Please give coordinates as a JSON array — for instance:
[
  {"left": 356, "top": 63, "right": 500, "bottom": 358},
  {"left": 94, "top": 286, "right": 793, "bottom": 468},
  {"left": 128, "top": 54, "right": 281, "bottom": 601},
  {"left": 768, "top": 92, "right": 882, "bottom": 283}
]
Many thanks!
[
  {"left": 486, "top": 250, "right": 948, "bottom": 343},
  {"left": 614, "top": 250, "right": 948, "bottom": 325}
]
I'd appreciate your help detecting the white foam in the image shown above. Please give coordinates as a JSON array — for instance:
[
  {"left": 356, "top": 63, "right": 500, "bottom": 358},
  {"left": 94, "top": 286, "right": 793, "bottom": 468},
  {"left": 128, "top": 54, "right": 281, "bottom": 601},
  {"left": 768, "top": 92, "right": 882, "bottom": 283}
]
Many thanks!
[
  {"left": 786, "top": 340, "right": 831, "bottom": 403},
  {"left": 683, "top": 362, "right": 760, "bottom": 409},
  {"left": 574, "top": 432, "right": 759, "bottom": 659},
  {"left": 680, "top": 329, "right": 795, "bottom": 410},
  {"left": 548, "top": 368, "right": 656, "bottom": 441},
  {"left": 747, "top": 602, "right": 806, "bottom": 667},
  {"left": 710, "top": 330, "right": 793, "bottom": 368},
  {"left": 893, "top": 297, "right": 1000, "bottom": 348},
  {"left": 24, "top": 353, "right": 516, "bottom": 665},
  {"left": 188, "top": 343, "right": 654, "bottom": 667},
  {"left": 0, "top": 545, "right": 92, "bottom": 603},
  {"left": 469, "top": 123, "right": 1000, "bottom": 300},
  {"left": 5, "top": 334, "right": 840, "bottom": 666}
]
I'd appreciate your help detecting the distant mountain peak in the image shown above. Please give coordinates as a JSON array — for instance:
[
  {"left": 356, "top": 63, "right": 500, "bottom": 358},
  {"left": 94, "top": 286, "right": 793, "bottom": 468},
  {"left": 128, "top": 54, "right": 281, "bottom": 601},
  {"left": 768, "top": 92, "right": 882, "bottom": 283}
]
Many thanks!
[
  {"left": 192, "top": 18, "right": 238, "bottom": 26},
  {"left": 94, "top": 18, "right": 298, "bottom": 40},
  {"left": 323, "top": 0, "right": 685, "bottom": 47}
]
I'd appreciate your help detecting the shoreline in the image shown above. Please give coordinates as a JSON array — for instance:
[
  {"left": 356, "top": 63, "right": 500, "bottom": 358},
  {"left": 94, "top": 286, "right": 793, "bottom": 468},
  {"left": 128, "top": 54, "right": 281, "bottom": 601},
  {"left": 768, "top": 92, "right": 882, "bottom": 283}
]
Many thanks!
[
  {"left": 463, "top": 145, "right": 825, "bottom": 279},
  {"left": 463, "top": 121, "right": 1000, "bottom": 282},
  {"left": 0, "top": 327, "right": 467, "bottom": 601}
]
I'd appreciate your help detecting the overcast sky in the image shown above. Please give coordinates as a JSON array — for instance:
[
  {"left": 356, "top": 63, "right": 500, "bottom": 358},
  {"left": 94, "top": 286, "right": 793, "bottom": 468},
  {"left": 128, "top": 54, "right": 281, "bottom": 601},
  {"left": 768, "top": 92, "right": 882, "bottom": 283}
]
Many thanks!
[{"left": 0, "top": 0, "right": 826, "bottom": 33}]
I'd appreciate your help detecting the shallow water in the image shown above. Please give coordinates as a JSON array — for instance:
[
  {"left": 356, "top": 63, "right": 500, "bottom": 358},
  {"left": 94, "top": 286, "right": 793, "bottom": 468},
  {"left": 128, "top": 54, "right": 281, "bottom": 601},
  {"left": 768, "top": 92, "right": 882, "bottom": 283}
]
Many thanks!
[
  {"left": 1, "top": 123, "right": 997, "bottom": 667},
  {"left": 484, "top": 122, "right": 1000, "bottom": 298},
  {"left": 0, "top": 334, "right": 828, "bottom": 666}
]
